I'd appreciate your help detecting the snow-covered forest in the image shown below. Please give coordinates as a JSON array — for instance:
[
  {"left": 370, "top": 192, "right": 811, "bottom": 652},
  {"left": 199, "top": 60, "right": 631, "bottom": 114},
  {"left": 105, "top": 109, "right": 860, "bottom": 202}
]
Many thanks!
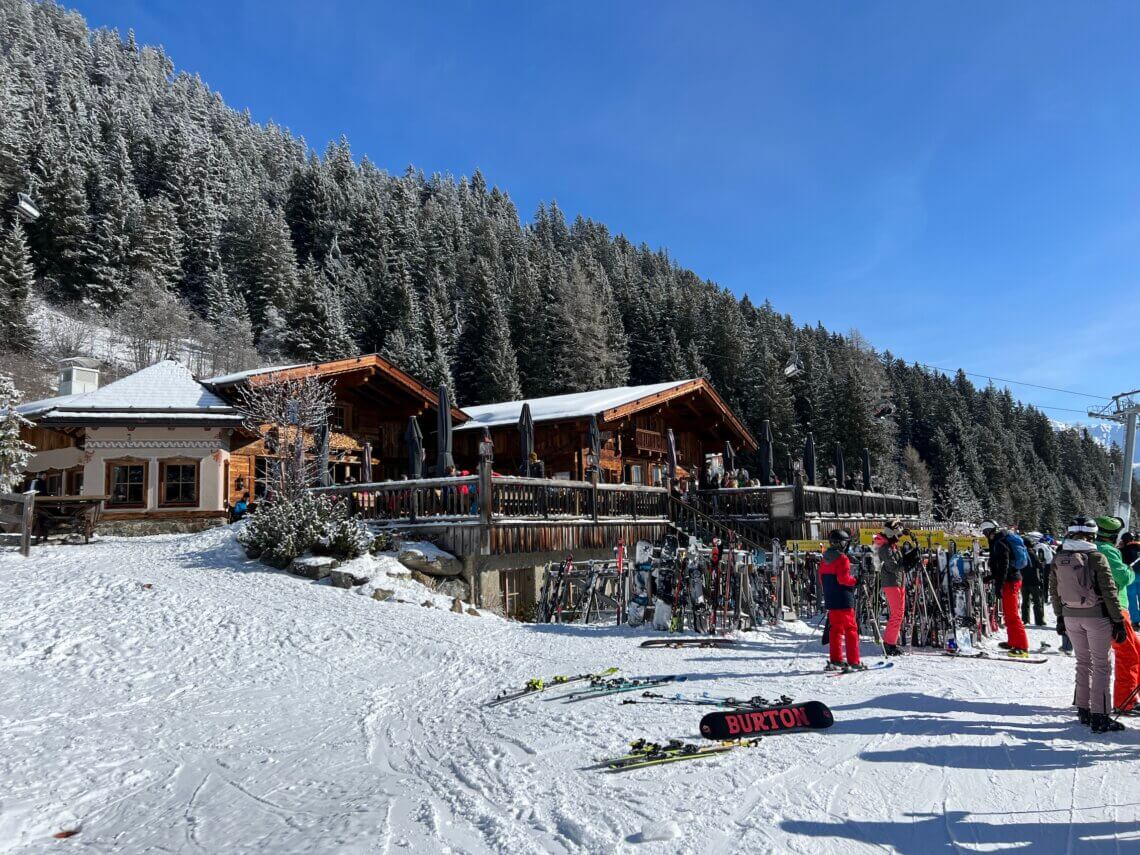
[{"left": 0, "top": 0, "right": 1128, "bottom": 530}]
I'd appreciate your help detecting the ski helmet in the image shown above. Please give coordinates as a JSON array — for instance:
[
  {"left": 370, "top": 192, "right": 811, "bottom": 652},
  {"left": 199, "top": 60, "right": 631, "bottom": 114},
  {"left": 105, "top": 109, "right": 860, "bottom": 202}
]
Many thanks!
[
  {"left": 881, "top": 519, "right": 904, "bottom": 539},
  {"left": 1066, "top": 515, "right": 1098, "bottom": 537},
  {"left": 1095, "top": 515, "right": 1126, "bottom": 542},
  {"left": 828, "top": 528, "right": 852, "bottom": 546},
  {"left": 1123, "top": 531, "right": 1138, "bottom": 544},
  {"left": 979, "top": 520, "right": 999, "bottom": 536}
]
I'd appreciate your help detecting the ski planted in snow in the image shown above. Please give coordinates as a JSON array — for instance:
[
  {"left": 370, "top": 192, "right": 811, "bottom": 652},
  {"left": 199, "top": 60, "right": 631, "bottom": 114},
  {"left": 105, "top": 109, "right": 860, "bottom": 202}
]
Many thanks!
[
  {"left": 639, "top": 638, "right": 738, "bottom": 649},
  {"left": 554, "top": 675, "right": 683, "bottom": 703},
  {"left": 699, "top": 700, "right": 834, "bottom": 739},
  {"left": 484, "top": 667, "right": 619, "bottom": 707}
]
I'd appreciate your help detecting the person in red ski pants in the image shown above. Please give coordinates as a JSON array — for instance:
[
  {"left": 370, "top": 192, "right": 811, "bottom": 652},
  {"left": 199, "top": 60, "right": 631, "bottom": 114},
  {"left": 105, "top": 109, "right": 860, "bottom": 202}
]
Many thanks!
[{"left": 820, "top": 528, "right": 865, "bottom": 671}]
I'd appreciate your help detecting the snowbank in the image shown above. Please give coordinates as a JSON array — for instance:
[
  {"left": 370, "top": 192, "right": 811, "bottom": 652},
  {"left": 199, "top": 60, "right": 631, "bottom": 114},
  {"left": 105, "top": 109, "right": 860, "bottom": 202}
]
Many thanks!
[{"left": 2, "top": 528, "right": 1139, "bottom": 853}]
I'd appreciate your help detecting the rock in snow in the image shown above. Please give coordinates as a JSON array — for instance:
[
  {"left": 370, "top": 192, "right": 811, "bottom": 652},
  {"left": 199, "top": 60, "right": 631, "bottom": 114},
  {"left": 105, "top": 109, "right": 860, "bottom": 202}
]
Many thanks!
[
  {"left": 630, "top": 820, "right": 680, "bottom": 843},
  {"left": 289, "top": 554, "right": 338, "bottom": 579}
]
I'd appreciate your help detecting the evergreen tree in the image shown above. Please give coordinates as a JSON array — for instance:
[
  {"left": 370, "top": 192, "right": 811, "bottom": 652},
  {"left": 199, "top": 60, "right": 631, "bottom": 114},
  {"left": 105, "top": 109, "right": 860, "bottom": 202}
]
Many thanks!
[
  {"left": 0, "top": 371, "right": 33, "bottom": 492},
  {"left": 454, "top": 259, "right": 521, "bottom": 405},
  {"left": 0, "top": 219, "right": 37, "bottom": 351},
  {"left": 281, "top": 260, "right": 354, "bottom": 362}
]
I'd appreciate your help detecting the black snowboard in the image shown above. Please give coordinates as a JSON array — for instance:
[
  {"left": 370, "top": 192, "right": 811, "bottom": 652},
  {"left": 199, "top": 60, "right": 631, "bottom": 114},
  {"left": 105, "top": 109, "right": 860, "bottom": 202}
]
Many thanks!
[
  {"left": 699, "top": 700, "right": 834, "bottom": 739},
  {"left": 640, "top": 638, "right": 738, "bottom": 649}
]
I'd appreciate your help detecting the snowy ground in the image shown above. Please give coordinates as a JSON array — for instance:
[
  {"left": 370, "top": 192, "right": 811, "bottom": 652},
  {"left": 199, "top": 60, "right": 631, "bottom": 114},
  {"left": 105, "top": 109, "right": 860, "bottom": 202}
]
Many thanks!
[{"left": 3, "top": 529, "right": 1140, "bottom": 854}]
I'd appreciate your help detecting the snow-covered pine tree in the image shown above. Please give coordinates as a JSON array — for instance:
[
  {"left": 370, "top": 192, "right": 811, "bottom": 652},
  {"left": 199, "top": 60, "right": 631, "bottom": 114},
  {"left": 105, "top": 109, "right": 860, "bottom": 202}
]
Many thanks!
[
  {"left": 0, "top": 219, "right": 37, "bottom": 352},
  {"left": 281, "top": 259, "right": 354, "bottom": 362},
  {"left": 129, "top": 195, "right": 183, "bottom": 293},
  {"left": 454, "top": 258, "right": 522, "bottom": 405},
  {"left": 0, "top": 372, "right": 33, "bottom": 492}
]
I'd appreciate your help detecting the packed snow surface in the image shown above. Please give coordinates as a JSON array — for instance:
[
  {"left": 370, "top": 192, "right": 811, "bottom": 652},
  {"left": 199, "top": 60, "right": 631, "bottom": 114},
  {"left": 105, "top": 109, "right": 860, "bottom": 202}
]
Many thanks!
[{"left": 3, "top": 528, "right": 1140, "bottom": 853}]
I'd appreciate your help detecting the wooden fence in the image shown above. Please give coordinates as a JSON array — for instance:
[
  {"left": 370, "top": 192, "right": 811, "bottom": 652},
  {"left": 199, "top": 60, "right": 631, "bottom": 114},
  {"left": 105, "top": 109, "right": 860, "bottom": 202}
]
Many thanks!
[{"left": 0, "top": 491, "right": 36, "bottom": 557}]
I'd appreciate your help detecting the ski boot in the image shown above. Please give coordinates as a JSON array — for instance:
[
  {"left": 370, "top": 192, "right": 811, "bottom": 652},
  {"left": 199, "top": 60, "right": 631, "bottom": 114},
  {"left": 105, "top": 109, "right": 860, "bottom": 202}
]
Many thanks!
[
  {"left": 824, "top": 660, "right": 846, "bottom": 672},
  {"left": 883, "top": 644, "right": 904, "bottom": 657},
  {"left": 1090, "top": 713, "right": 1125, "bottom": 734},
  {"left": 845, "top": 662, "right": 869, "bottom": 671},
  {"left": 1077, "top": 707, "right": 1091, "bottom": 726}
]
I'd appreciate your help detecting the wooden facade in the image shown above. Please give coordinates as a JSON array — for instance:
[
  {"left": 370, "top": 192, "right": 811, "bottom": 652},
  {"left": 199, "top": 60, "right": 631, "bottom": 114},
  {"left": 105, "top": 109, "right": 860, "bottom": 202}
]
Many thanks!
[
  {"left": 454, "top": 379, "right": 757, "bottom": 485},
  {"left": 211, "top": 355, "right": 468, "bottom": 507}
]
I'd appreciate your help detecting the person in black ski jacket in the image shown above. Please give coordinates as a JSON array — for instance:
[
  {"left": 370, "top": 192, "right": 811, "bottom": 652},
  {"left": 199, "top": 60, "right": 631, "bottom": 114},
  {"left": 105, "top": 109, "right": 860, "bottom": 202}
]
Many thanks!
[
  {"left": 1021, "top": 532, "right": 1048, "bottom": 627},
  {"left": 981, "top": 520, "right": 1029, "bottom": 653}
]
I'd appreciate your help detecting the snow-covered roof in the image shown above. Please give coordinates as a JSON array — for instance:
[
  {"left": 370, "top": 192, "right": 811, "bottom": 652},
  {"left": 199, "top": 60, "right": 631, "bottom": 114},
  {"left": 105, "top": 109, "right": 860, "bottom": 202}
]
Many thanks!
[
  {"left": 456, "top": 381, "right": 693, "bottom": 430},
  {"left": 19, "top": 360, "right": 240, "bottom": 424},
  {"left": 204, "top": 363, "right": 305, "bottom": 386}
]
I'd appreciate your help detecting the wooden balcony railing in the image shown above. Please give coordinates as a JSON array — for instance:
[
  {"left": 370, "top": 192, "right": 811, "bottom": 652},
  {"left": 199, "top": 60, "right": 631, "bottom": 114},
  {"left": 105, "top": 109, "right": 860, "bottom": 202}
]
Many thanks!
[
  {"left": 634, "top": 428, "right": 668, "bottom": 456},
  {"left": 312, "top": 473, "right": 669, "bottom": 524}
]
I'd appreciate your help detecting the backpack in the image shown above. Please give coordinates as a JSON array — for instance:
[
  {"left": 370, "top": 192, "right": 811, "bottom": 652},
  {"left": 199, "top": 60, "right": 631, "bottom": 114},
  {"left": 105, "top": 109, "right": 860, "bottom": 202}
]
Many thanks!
[
  {"left": 1003, "top": 533, "right": 1030, "bottom": 571},
  {"left": 1053, "top": 550, "right": 1100, "bottom": 610}
]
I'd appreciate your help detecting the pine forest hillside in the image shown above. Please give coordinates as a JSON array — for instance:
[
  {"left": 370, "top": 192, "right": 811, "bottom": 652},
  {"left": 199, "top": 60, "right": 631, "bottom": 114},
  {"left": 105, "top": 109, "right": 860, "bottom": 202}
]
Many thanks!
[{"left": 0, "top": 0, "right": 1132, "bottom": 531}]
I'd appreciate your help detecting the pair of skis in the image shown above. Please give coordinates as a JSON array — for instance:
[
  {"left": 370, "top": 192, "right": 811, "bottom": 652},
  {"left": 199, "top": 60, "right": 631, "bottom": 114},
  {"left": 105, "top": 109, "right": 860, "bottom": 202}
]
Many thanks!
[
  {"left": 590, "top": 738, "right": 763, "bottom": 773},
  {"left": 483, "top": 667, "right": 618, "bottom": 707},
  {"left": 621, "top": 691, "right": 793, "bottom": 709}
]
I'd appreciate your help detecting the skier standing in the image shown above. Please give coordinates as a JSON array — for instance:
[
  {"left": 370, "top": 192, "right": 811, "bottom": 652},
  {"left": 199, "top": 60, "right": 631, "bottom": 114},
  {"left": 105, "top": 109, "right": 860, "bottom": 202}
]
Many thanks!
[
  {"left": 1121, "top": 531, "right": 1140, "bottom": 631},
  {"left": 1021, "top": 531, "right": 1049, "bottom": 627},
  {"left": 981, "top": 520, "right": 1030, "bottom": 656},
  {"left": 1050, "top": 515, "right": 1125, "bottom": 732},
  {"left": 820, "top": 529, "right": 866, "bottom": 671},
  {"left": 1094, "top": 517, "right": 1139, "bottom": 714},
  {"left": 873, "top": 521, "right": 906, "bottom": 656}
]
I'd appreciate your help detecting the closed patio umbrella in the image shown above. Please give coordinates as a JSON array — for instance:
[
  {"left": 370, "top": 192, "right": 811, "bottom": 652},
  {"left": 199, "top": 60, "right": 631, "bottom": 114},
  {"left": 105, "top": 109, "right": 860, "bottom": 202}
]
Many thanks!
[
  {"left": 519, "top": 402, "right": 535, "bottom": 476},
  {"left": 759, "top": 420, "right": 774, "bottom": 486},
  {"left": 862, "top": 448, "right": 873, "bottom": 492},
  {"left": 436, "top": 385, "right": 454, "bottom": 475},
  {"left": 723, "top": 441, "right": 736, "bottom": 477},
  {"left": 361, "top": 441, "right": 373, "bottom": 483},
  {"left": 834, "top": 442, "right": 846, "bottom": 488},
  {"left": 588, "top": 414, "right": 602, "bottom": 476},
  {"left": 406, "top": 417, "right": 423, "bottom": 478},
  {"left": 804, "top": 433, "right": 817, "bottom": 486},
  {"left": 665, "top": 428, "right": 678, "bottom": 485}
]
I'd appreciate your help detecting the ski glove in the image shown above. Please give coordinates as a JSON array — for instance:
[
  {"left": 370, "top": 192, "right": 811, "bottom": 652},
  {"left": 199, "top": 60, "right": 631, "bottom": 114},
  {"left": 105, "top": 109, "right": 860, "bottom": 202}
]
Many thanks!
[
  {"left": 1112, "top": 622, "right": 1128, "bottom": 645},
  {"left": 1055, "top": 615, "right": 1065, "bottom": 636}
]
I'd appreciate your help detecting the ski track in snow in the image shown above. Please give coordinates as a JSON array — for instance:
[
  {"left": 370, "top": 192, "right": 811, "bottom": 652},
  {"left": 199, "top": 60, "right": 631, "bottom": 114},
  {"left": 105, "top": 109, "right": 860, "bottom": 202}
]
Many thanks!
[{"left": 3, "top": 529, "right": 1140, "bottom": 853}]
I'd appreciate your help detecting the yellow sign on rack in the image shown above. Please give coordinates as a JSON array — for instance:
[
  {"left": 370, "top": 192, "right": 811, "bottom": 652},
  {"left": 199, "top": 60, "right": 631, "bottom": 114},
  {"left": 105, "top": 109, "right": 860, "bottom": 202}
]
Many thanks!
[
  {"left": 785, "top": 539, "right": 828, "bottom": 553},
  {"left": 855, "top": 528, "right": 980, "bottom": 552}
]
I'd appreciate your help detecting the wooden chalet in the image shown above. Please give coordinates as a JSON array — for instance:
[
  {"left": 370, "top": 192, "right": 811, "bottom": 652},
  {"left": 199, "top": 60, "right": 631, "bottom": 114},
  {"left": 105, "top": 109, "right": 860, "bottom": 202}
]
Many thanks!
[
  {"left": 206, "top": 355, "right": 467, "bottom": 506},
  {"left": 454, "top": 379, "right": 757, "bottom": 484}
]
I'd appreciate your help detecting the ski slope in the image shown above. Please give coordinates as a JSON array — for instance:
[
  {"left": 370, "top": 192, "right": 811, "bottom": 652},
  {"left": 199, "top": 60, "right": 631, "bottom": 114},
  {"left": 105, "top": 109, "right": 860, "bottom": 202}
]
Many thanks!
[{"left": 3, "top": 528, "right": 1140, "bottom": 853}]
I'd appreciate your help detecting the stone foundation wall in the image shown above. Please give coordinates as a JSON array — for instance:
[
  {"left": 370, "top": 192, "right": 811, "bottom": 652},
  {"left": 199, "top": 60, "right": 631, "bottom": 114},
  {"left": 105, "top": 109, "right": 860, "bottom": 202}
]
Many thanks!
[{"left": 97, "top": 516, "right": 229, "bottom": 537}]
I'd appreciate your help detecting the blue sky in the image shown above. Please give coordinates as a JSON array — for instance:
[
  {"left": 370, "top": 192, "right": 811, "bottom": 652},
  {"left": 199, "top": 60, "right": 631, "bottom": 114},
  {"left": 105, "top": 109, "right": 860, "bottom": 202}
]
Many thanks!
[{"left": 70, "top": 0, "right": 1140, "bottom": 422}]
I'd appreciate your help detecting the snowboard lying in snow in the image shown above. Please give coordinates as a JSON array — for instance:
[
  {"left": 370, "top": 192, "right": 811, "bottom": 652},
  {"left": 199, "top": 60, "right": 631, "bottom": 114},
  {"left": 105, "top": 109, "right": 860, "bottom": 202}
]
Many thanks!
[
  {"left": 699, "top": 700, "right": 834, "bottom": 740},
  {"left": 639, "top": 638, "right": 739, "bottom": 649}
]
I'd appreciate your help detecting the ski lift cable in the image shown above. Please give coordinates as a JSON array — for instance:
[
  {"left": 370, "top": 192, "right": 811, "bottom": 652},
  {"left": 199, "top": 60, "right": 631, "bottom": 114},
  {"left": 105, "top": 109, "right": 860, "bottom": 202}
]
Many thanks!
[{"left": 621, "top": 335, "right": 1111, "bottom": 401}]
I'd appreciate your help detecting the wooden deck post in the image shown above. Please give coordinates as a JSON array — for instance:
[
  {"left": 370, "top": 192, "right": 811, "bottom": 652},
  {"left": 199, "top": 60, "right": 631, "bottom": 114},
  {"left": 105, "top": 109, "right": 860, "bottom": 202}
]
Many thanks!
[
  {"left": 478, "top": 437, "right": 494, "bottom": 554},
  {"left": 590, "top": 468, "right": 599, "bottom": 524}
]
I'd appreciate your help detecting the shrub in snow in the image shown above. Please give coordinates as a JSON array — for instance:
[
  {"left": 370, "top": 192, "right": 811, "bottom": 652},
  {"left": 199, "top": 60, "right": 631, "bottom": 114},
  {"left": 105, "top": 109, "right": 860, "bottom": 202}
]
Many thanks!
[
  {"left": 237, "top": 493, "right": 373, "bottom": 566},
  {"left": 237, "top": 493, "right": 333, "bottom": 567},
  {"left": 370, "top": 530, "right": 395, "bottom": 553},
  {"left": 316, "top": 508, "right": 373, "bottom": 561}
]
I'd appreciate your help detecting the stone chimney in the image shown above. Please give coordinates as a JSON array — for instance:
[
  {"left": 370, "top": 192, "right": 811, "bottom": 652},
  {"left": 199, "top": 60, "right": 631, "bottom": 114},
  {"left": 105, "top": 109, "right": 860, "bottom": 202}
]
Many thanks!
[{"left": 58, "top": 357, "right": 101, "bottom": 396}]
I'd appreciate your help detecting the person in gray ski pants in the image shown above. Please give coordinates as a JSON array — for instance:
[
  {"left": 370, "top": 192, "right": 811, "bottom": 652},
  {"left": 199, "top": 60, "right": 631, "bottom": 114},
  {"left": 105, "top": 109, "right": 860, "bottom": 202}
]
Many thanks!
[{"left": 1050, "top": 515, "right": 1127, "bottom": 733}]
